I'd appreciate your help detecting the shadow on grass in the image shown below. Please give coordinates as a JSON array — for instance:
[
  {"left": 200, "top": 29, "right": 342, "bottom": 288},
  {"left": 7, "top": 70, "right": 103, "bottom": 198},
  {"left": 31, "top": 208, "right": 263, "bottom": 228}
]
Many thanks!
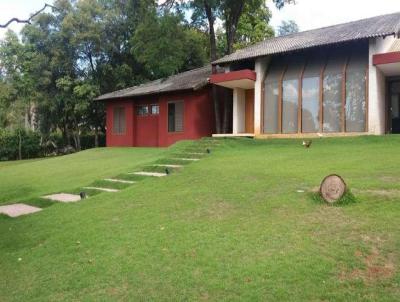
[{"left": 310, "top": 189, "right": 358, "bottom": 207}]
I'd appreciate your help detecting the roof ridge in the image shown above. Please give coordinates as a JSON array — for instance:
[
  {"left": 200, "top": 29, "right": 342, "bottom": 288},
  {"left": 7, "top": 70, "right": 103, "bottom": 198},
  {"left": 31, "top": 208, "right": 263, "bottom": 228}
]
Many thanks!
[{"left": 100, "top": 65, "right": 211, "bottom": 96}]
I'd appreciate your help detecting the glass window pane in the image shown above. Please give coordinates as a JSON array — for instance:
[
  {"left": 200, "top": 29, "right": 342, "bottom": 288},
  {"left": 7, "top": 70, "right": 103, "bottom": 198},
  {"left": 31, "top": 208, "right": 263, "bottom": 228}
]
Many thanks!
[
  {"left": 113, "top": 107, "right": 125, "bottom": 134},
  {"left": 301, "top": 53, "right": 325, "bottom": 133},
  {"left": 282, "top": 79, "right": 299, "bottom": 133},
  {"left": 264, "top": 82, "right": 279, "bottom": 133},
  {"left": 168, "top": 101, "right": 183, "bottom": 132},
  {"left": 323, "top": 53, "right": 346, "bottom": 132},
  {"left": 151, "top": 105, "right": 159, "bottom": 115},
  {"left": 282, "top": 57, "right": 304, "bottom": 133},
  {"left": 174, "top": 102, "right": 184, "bottom": 132},
  {"left": 302, "top": 77, "right": 320, "bottom": 133},
  {"left": 168, "top": 103, "right": 175, "bottom": 132},
  {"left": 137, "top": 105, "right": 148, "bottom": 116},
  {"left": 345, "top": 52, "right": 367, "bottom": 132},
  {"left": 263, "top": 60, "right": 284, "bottom": 133}
]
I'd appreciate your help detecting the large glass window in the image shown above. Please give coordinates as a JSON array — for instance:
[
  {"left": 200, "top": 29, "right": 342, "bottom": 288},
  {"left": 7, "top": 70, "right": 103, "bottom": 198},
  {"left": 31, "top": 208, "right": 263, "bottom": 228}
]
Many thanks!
[
  {"left": 323, "top": 53, "right": 346, "bottom": 132},
  {"left": 282, "top": 57, "right": 304, "bottom": 133},
  {"left": 345, "top": 52, "right": 367, "bottom": 132},
  {"left": 302, "top": 54, "right": 325, "bottom": 133},
  {"left": 264, "top": 61, "right": 284, "bottom": 133},
  {"left": 113, "top": 107, "right": 126, "bottom": 134},
  {"left": 168, "top": 101, "right": 184, "bottom": 132}
]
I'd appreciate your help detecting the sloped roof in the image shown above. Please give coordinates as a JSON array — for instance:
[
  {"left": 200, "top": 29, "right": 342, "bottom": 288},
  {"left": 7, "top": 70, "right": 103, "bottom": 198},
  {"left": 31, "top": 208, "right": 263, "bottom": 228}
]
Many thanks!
[
  {"left": 96, "top": 66, "right": 211, "bottom": 101},
  {"left": 214, "top": 12, "right": 400, "bottom": 65}
]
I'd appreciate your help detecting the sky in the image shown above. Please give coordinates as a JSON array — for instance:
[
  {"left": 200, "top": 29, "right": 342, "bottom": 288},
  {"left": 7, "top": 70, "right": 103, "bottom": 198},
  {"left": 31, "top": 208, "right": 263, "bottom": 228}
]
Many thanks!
[{"left": 0, "top": 0, "right": 399, "bottom": 40}]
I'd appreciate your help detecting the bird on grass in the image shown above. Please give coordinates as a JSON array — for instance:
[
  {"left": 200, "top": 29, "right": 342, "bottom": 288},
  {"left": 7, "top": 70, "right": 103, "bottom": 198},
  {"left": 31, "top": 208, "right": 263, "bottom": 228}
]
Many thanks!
[{"left": 302, "top": 140, "right": 312, "bottom": 148}]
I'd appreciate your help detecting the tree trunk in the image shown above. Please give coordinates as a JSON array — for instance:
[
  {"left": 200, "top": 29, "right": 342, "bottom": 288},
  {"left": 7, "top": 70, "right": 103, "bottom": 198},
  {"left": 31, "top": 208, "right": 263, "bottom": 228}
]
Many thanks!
[
  {"left": 94, "top": 127, "right": 99, "bottom": 148},
  {"left": 204, "top": 1, "right": 221, "bottom": 134},
  {"left": 18, "top": 129, "right": 22, "bottom": 160}
]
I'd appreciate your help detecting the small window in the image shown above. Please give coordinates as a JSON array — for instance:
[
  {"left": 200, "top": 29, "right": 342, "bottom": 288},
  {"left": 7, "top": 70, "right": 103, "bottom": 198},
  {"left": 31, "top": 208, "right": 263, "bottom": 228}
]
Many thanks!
[
  {"left": 168, "top": 101, "right": 184, "bottom": 132},
  {"left": 151, "top": 105, "right": 159, "bottom": 115},
  {"left": 113, "top": 107, "right": 126, "bottom": 134},
  {"left": 136, "top": 105, "right": 149, "bottom": 116}
]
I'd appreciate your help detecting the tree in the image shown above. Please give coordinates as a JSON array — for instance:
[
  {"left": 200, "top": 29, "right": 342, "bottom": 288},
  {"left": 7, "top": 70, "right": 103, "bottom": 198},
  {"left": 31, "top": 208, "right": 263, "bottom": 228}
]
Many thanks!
[
  {"left": 277, "top": 20, "right": 299, "bottom": 36},
  {"left": 233, "top": 0, "right": 275, "bottom": 50},
  {"left": 186, "top": 0, "right": 294, "bottom": 133},
  {"left": 132, "top": 9, "right": 207, "bottom": 78}
]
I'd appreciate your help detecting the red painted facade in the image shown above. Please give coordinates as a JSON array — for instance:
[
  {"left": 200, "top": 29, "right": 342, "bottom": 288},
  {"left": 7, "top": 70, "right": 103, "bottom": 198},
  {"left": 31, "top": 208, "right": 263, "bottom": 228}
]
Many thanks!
[
  {"left": 210, "top": 69, "right": 257, "bottom": 84},
  {"left": 105, "top": 87, "right": 215, "bottom": 147},
  {"left": 373, "top": 51, "right": 400, "bottom": 65}
]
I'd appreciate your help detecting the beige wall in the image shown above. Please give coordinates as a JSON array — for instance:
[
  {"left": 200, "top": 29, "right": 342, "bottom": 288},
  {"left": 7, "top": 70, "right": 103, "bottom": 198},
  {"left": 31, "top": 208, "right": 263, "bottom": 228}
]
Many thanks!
[
  {"left": 368, "top": 35, "right": 396, "bottom": 134},
  {"left": 232, "top": 88, "right": 246, "bottom": 134},
  {"left": 254, "top": 57, "right": 270, "bottom": 135}
]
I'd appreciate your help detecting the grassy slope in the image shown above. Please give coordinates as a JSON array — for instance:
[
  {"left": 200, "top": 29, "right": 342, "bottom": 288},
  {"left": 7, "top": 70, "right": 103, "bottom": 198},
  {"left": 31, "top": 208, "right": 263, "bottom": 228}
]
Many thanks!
[
  {"left": 1, "top": 136, "right": 400, "bottom": 301},
  {"left": 0, "top": 147, "right": 163, "bottom": 204}
]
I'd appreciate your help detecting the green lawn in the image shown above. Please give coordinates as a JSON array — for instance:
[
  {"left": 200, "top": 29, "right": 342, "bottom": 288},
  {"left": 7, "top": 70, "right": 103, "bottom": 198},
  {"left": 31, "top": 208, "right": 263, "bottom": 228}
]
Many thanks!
[
  {"left": 1, "top": 136, "right": 400, "bottom": 301},
  {"left": 0, "top": 147, "right": 163, "bottom": 204}
]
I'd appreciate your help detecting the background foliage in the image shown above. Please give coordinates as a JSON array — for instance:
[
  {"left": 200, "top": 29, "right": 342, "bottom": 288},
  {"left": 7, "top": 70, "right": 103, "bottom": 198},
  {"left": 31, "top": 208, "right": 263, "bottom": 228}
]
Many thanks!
[{"left": 0, "top": 0, "right": 295, "bottom": 159}]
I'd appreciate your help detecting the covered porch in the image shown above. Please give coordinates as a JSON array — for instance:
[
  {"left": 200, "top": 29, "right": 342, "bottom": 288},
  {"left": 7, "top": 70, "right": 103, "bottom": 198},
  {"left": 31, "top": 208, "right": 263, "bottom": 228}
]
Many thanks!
[
  {"left": 210, "top": 69, "right": 256, "bottom": 137},
  {"left": 373, "top": 40, "right": 400, "bottom": 134}
]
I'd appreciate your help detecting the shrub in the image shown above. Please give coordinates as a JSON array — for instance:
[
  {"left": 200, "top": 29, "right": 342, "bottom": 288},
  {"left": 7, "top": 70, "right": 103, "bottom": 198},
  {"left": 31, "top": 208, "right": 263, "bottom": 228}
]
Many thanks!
[
  {"left": 0, "top": 129, "right": 43, "bottom": 161},
  {"left": 0, "top": 130, "right": 106, "bottom": 161}
]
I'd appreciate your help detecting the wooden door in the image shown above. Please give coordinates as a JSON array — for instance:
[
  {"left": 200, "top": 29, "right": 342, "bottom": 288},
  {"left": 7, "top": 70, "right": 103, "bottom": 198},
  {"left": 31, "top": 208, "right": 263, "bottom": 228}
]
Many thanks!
[{"left": 245, "top": 89, "right": 254, "bottom": 133}]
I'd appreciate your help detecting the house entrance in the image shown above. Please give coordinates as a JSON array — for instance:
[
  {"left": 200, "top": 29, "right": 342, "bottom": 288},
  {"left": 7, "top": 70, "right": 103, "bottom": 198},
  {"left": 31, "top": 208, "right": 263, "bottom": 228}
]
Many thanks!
[{"left": 390, "top": 81, "right": 400, "bottom": 133}]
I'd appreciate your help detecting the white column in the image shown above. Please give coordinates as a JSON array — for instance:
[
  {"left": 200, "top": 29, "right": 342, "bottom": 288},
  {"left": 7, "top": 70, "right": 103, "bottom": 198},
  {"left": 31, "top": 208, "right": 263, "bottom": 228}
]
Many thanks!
[
  {"left": 254, "top": 57, "right": 270, "bottom": 135},
  {"left": 368, "top": 36, "right": 395, "bottom": 134},
  {"left": 232, "top": 88, "right": 246, "bottom": 134}
]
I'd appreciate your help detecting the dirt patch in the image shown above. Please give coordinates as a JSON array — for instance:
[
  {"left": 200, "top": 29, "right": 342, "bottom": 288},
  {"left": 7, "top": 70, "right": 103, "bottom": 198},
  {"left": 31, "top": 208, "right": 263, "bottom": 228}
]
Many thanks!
[
  {"left": 380, "top": 176, "right": 400, "bottom": 183},
  {"left": 352, "top": 188, "right": 400, "bottom": 198},
  {"left": 340, "top": 246, "right": 395, "bottom": 283},
  {"left": 186, "top": 201, "right": 236, "bottom": 221}
]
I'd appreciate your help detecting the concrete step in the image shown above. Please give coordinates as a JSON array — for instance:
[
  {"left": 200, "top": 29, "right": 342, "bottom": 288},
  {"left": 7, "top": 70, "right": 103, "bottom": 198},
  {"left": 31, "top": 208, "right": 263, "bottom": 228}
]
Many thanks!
[
  {"left": 83, "top": 187, "right": 120, "bottom": 192},
  {"left": 171, "top": 158, "right": 200, "bottom": 161},
  {"left": 42, "top": 193, "right": 82, "bottom": 203},
  {"left": 0, "top": 203, "right": 42, "bottom": 217},
  {"left": 153, "top": 164, "right": 183, "bottom": 168},
  {"left": 129, "top": 171, "right": 168, "bottom": 177},
  {"left": 104, "top": 178, "right": 136, "bottom": 184}
]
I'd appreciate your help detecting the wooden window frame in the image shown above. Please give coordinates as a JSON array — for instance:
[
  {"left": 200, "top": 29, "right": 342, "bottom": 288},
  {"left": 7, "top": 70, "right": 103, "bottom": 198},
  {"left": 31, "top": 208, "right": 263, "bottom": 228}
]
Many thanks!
[
  {"left": 261, "top": 48, "right": 369, "bottom": 136},
  {"left": 167, "top": 100, "right": 184, "bottom": 133}
]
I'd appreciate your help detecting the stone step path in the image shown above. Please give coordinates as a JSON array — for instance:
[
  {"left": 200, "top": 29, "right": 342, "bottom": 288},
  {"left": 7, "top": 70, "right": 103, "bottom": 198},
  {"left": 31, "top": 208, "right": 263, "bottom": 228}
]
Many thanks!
[
  {"left": 83, "top": 187, "right": 120, "bottom": 193},
  {"left": 129, "top": 171, "right": 167, "bottom": 177},
  {"left": 0, "top": 203, "right": 42, "bottom": 217},
  {"left": 104, "top": 178, "right": 136, "bottom": 184},
  {"left": 4, "top": 139, "right": 222, "bottom": 218},
  {"left": 153, "top": 164, "right": 183, "bottom": 168},
  {"left": 43, "top": 193, "right": 82, "bottom": 203}
]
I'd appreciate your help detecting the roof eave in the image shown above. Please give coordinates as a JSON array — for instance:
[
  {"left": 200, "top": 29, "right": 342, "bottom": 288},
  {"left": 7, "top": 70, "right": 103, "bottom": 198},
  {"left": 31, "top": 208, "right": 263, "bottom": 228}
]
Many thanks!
[
  {"left": 212, "top": 32, "right": 399, "bottom": 65},
  {"left": 95, "top": 82, "right": 210, "bottom": 102}
]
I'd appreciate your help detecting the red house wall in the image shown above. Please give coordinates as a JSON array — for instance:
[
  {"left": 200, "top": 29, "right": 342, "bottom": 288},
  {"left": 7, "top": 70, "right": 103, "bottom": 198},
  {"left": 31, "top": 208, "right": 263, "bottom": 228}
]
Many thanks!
[
  {"left": 105, "top": 87, "right": 215, "bottom": 147},
  {"left": 106, "top": 100, "right": 134, "bottom": 147}
]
